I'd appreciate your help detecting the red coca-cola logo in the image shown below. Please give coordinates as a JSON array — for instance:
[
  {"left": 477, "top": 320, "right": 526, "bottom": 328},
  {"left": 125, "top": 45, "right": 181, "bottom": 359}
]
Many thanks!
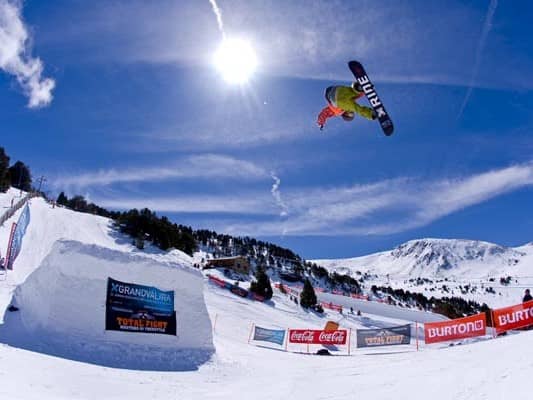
[
  {"left": 319, "top": 330, "right": 346, "bottom": 344},
  {"left": 290, "top": 330, "right": 315, "bottom": 342},
  {"left": 289, "top": 329, "right": 348, "bottom": 345}
]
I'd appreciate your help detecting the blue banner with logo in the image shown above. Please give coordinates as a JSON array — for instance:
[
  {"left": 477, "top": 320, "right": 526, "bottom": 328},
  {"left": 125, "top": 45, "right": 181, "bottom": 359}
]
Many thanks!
[
  {"left": 7, "top": 203, "right": 30, "bottom": 270},
  {"left": 106, "top": 277, "right": 176, "bottom": 335},
  {"left": 253, "top": 326, "right": 286, "bottom": 346}
]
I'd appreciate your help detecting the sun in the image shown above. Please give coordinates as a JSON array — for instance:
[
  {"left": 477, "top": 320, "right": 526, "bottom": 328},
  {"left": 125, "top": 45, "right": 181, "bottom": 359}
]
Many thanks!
[{"left": 214, "top": 37, "right": 258, "bottom": 84}]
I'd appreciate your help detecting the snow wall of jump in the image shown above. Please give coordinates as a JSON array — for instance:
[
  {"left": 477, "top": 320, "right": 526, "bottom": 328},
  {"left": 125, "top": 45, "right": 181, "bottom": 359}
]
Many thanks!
[{"left": 0, "top": 240, "right": 214, "bottom": 371}]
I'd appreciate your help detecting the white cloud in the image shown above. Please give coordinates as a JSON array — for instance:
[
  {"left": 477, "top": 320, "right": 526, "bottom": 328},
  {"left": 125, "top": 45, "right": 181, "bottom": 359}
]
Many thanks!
[
  {"left": 0, "top": 0, "right": 55, "bottom": 108},
  {"left": 85, "top": 162, "right": 533, "bottom": 237},
  {"left": 195, "top": 163, "right": 533, "bottom": 237},
  {"left": 52, "top": 154, "right": 269, "bottom": 190},
  {"left": 98, "top": 194, "right": 275, "bottom": 215}
]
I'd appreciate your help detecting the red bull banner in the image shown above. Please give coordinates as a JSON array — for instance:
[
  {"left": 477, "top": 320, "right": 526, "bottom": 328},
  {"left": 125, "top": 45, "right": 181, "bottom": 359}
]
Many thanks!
[
  {"left": 424, "top": 313, "right": 486, "bottom": 344},
  {"left": 493, "top": 300, "right": 533, "bottom": 332},
  {"left": 289, "top": 329, "right": 347, "bottom": 345}
]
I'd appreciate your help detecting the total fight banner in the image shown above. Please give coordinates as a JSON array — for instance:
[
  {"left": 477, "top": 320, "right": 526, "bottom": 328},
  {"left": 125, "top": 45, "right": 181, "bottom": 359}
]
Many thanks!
[
  {"left": 289, "top": 329, "right": 348, "bottom": 345},
  {"left": 356, "top": 324, "right": 411, "bottom": 348},
  {"left": 252, "top": 326, "right": 286, "bottom": 346},
  {"left": 493, "top": 300, "right": 533, "bottom": 332},
  {"left": 424, "top": 313, "right": 486, "bottom": 344},
  {"left": 106, "top": 277, "right": 176, "bottom": 335}
]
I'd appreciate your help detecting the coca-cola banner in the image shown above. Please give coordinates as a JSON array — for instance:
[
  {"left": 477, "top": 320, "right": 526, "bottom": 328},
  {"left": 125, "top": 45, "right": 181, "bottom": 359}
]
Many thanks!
[
  {"left": 356, "top": 324, "right": 411, "bottom": 348},
  {"left": 288, "top": 329, "right": 347, "bottom": 345},
  {"left": 493, "top": 300, "right": 533, "bottom": 332},
  {"left": 424, "top": 313, "right": 486, "bottom": 344}
]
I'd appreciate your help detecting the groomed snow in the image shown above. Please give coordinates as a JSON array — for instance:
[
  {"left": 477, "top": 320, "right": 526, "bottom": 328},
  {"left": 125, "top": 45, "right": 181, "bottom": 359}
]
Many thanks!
[{"left": 0, "top": 194, "right": 531, "bottom": 399}]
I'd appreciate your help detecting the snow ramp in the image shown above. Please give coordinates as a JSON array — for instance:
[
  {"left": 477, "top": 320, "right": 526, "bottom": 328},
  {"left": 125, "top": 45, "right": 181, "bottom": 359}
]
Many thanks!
[{"left": 0, "top": 240, "right": 214, "bottom": 371}]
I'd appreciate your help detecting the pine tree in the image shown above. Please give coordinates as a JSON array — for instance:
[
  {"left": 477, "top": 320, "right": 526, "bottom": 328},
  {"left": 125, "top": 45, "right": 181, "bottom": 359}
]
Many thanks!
[
  {"left": 0, "top": 147, "right": 10, "bottom": 192},
  {"left": 250, "top": 266, "right": 273, "bottom": 300},
  {"left": 135, "top": 232, "right": 145, "bottom": 250},
  {"left": 9, "top": 161, "right": 32, "bottom": 192},
  {"left": 57, "top": 192, "right": 68, "bottom": 206},
  {"left": 300, "top": 278, "right": 317, "bottom": 309}
]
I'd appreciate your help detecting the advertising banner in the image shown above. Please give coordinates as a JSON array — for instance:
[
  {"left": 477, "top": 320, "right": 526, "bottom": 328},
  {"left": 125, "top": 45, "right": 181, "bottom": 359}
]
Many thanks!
[
  {"left": 320, "top": 302, "right": 343, "bottom": 312},
  {"left": 105, "top": 277, "right": 176, "bottom": 335},
  {"left": 356, "top": 324, "right": 411, "bottom": 348},
  {"left": 424, "top": 313, "right": 486, "bottom": 344},
  {"left": 288, "top": 329, "right": 348, "bottom": 345},
  {"left": 252, "top": 326, "right": 286, "bottom": 346},
  {"left": 6, "top": 203, "right": 30, "bottom": 270},
  {"left": 207, "top": 274, "right": 226, "bottom": 288},
  {"left": 493, "top": 300, "right": 533, "bottom": 332}
]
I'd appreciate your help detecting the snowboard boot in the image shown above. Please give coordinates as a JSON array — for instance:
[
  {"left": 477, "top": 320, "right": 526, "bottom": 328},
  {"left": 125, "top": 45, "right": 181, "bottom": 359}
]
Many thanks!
[{"left": 351, "top": 81, "right": 363, "bottom": 93}]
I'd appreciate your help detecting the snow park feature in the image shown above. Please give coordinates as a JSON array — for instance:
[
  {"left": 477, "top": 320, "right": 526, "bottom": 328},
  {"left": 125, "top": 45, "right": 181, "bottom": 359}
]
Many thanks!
[
  {"left": 0, "top": 240, "right": 214, "bottom": 371},
  {"left": 0, "top": 196, "right": 530, "bottom": 398}
]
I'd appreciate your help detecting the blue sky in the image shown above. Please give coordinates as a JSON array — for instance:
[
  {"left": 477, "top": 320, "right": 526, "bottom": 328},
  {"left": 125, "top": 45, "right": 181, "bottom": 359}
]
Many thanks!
[{"left": 1, "top": 0, "right": 532, "bottom": 258}]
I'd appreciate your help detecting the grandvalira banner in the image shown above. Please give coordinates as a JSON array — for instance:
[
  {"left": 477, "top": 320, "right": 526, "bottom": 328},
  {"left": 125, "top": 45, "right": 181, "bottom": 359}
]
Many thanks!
[
  {"left": 356, "top": 324, "right": 411, "bottom": 348},
  {"left": 106, "top": 277, "right": 176, "bottom": 335}
]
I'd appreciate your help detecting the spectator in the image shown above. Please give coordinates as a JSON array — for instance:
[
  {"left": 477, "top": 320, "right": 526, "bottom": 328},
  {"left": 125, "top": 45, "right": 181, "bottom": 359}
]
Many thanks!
[{"left": 523, "top": 289, "right": 533, "bottom": 303}]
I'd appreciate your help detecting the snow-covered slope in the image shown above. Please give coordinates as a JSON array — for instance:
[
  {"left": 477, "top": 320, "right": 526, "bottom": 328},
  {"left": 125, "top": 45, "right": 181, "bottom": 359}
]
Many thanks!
[
  {"left": 314, "top": 238, "right": 531, "bottom": 278},
  {"left": 313, "top": 238, "right": 533, "bottom": 307},
  {"left": 0, "top": 193, "right": 532, "bottom": 399}
]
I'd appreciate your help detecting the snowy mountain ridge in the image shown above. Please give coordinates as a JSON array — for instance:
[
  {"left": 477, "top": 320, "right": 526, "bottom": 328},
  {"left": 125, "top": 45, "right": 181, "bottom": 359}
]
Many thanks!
[{"left": 313, "top": 238, "right": 532, "bottom": 280}]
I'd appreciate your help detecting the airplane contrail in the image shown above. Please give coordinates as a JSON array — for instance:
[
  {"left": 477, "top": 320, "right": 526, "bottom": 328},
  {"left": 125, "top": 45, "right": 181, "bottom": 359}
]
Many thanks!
[
  {"left": 208, "top": 0, "right": 226, "bottom": 38},
  {"left": 457, "top": 0, "right": 498, "bottom": 119},
  {"left": 271, "top": 173, "right": 289, "bottom": 217}
]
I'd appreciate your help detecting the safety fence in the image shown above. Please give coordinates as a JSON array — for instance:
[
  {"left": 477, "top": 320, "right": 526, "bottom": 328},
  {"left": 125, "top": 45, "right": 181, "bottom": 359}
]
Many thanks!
[
  {"left": 207, "top": 274, "right": 265, "bottom": 302},
  {"left": 3, "top": 196, "right": 35, "bottom": 271},
  {"left": 209, "top": 279, "right": 533, "bottom": 356},
  {"left": 0, "top": 192, "right": 37, "bottom": 228}
]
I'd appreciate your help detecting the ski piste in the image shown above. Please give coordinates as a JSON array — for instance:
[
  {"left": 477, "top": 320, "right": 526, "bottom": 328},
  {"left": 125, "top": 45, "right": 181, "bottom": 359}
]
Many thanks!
[{"left": 348, "top": 61, "right": 394, "bottom": 136}]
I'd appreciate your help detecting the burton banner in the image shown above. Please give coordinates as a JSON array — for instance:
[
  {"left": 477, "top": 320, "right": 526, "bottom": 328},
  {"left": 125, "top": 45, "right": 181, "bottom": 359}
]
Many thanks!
[
  {"left": 356, "top": 324, "right": 411, "bottom": 348},
  {"left": 106, "top": 277, "right": 176, "bottom": 335},
  {"left": 252, "top": 326, "right": 286, "bottom": 346},
  {"left": 493, "top": 300, "right": 533, "bottom": 333},
  {"left": 288, "top": 329, "right": 348, "bottom": 345},
  {"left": 424, "top": 313, "right": 486, "bottom": 344}
]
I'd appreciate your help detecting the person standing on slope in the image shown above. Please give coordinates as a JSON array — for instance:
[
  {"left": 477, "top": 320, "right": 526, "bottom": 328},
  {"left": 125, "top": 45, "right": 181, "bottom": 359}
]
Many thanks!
[
  {"left": 523, "top": 288, "right": 532, "bottom": 303},
  {"left": 317, "top": 82, "right": 376, "bottom": 130}
]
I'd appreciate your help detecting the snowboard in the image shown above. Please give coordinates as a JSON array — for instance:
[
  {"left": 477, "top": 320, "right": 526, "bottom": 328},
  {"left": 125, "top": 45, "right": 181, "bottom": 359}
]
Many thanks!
[{"left": 348, "top": 61, "right": 394, "bottom": 136}]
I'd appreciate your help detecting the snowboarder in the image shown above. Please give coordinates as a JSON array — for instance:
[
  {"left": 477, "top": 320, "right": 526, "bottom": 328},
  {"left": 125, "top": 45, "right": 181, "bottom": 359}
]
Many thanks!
[
  {"left": 523, "top": 289, "right": 532, "bottom": 303},
  {"left": 317, "top": 83, "right": 376, "bottom": 130}
]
